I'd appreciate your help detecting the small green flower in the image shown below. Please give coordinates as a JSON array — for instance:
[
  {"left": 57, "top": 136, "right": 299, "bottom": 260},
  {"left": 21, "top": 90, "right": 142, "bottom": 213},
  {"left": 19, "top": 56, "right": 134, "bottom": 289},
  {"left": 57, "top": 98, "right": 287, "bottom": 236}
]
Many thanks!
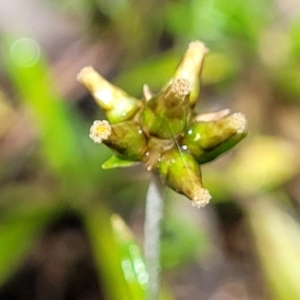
[
  {"left": 89, "top": 120, "right": 147, "bottom": 161},
  {"left": 78, "top": 41, "right": 248, "bottom": 208},
  {"left": 141, "top": 78, "right": 192, "bottom": 139},
  {"left": 183, "top": 112, "right": 247, "bottom": 164},
  {"left": 158, "top": 149, "right": 211, "bottom": 208}
]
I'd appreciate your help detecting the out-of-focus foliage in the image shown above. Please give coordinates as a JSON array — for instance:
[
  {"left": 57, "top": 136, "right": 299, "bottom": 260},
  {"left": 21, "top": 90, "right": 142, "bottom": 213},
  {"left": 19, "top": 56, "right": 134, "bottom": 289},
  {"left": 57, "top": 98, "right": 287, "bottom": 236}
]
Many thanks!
[
  {"left": 160, "top": 195, "right": 210, "bottom": 270},
  {"left": 248, "top": 196, "right": 300, "bottom": 300},
  {"left": 1, "top": 0, "right": 300, "bottom": 299},
  {"left": 0, "top": 35, "right": 154, "bottom": 299},
  {"left": 0, "top": 192, "right": 59, "bottom": 286}
]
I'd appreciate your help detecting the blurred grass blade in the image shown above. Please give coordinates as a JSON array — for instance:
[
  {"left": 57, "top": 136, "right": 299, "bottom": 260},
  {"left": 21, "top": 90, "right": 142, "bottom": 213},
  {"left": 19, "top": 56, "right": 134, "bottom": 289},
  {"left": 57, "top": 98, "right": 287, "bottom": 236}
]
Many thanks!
[
  {"left": 1, "top": 36, "right": 82, "bottom": 176},
  {"left": 247, "top": 196, "right": 300, "bottom": 299},
  {"left": 84, "top": 208, "right": 174, "bottom": 300},
  {"left": 227, "top": 136, "right": 298, "bottom": 195},
  {"left": 111, "top": 214, "right": 175, "bottom": 300},
  {"left": 111, "top": 214, "right": 147, "bottom": 300},
  {"left": 0, "top": 200, "right": 58, "bottom": 286},
  {"left": 83, "top": 205, "right": 133, "bottom": 300}
]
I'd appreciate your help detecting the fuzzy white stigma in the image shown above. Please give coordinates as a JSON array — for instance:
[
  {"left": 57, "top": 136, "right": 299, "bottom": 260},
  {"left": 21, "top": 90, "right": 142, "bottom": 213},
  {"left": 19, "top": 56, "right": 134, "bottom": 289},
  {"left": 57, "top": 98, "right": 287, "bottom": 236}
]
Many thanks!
[
  {"left": 169, "top": 78, "right": 192, "bottom": 98},
  {"left": 89, "top": 120, "right": 112, "bottom": 143},
  {"left": 191, "top": 188, "right": 211, "bottom": 208},
  {"left": 230, "top": 112, "right": 247, "bottom": 134}
]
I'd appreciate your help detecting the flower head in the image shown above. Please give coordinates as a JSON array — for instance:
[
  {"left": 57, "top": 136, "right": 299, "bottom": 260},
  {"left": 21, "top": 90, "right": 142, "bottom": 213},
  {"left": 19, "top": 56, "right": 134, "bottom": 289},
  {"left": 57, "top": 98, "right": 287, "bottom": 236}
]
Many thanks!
[
  {"left": 78, "top": 41, "right": 248, "bottom": 208},
  {"left": 190, "top": 188, "right": 212, "bottom": 208},
  {"left": 89, "top": 120, "right": 112, "bottom": 143},
  {"left": 166, "top": 78, "right": 192, "bottom": 99}
]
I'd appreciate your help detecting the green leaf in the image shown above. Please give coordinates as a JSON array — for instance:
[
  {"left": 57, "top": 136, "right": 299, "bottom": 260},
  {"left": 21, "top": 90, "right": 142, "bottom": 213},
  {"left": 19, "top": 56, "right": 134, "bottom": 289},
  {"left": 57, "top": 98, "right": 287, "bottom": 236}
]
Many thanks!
[{"left": 102, "top": 155, "right": 140, "bottom": 169}]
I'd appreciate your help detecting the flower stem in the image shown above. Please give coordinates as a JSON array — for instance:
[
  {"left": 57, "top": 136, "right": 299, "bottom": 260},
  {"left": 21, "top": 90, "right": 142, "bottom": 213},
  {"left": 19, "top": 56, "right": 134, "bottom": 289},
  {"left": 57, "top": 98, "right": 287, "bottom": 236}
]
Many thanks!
[{"left": 144, "top": 173, "right": 164, "bottom": 300}]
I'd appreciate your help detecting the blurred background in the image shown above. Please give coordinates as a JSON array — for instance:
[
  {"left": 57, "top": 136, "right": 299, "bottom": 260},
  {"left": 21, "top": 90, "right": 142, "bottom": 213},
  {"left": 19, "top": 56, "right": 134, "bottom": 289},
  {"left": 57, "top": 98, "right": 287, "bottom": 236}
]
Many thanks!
[{"left": 1, "top": 0, "right": 300, "bottom": 299}]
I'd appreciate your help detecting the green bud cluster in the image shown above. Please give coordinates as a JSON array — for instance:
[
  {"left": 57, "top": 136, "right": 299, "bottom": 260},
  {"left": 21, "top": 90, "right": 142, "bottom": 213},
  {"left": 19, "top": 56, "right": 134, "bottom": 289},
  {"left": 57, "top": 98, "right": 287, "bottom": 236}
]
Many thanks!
[{"left": 78, "top": 41, "right": 247, "bottom": 208}]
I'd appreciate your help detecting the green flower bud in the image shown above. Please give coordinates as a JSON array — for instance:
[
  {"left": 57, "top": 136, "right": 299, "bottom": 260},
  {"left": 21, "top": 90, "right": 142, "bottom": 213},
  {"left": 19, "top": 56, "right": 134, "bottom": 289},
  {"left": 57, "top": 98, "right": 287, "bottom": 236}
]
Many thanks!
[
  {"left": 141, "top": 78, "right": 192, "bottom": 139},
  {"left": 183, "top": 112, "right": 247, "bottom": 163},
  {"left": 158, "top": 149, "right": 211, "bottom": 208},
  {"left": 90, "top": 120, "right": 147, "bottom": 161},
  {"left": 196, "top": 131, "right": 247, "bottom": 164},
  {"left": 77, "top": 66, "right": 141, "bottom": 123},
  {"left": 169, "top": 41, "right": 208, "bottom": 106}
]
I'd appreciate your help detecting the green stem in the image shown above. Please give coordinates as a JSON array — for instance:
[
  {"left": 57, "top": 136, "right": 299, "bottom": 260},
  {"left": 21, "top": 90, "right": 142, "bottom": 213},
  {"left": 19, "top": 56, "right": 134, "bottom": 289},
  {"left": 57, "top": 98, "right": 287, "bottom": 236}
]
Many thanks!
[{"left": 144, "top": 173, "right": 164, "bottom": 300}]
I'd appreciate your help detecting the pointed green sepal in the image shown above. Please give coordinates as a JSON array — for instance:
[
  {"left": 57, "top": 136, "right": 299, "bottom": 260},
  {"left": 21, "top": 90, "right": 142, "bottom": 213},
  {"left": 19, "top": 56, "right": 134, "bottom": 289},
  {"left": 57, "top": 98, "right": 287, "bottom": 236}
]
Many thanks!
[{"left": 102, "top": 155, "right": 141, "bottom": 169}]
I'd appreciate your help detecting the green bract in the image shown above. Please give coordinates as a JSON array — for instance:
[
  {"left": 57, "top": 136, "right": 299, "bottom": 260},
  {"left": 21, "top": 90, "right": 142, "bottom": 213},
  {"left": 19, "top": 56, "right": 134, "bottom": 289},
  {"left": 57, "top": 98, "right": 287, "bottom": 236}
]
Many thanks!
[{"left": 78, "top": 41, "right": 248, "bottom": 208}]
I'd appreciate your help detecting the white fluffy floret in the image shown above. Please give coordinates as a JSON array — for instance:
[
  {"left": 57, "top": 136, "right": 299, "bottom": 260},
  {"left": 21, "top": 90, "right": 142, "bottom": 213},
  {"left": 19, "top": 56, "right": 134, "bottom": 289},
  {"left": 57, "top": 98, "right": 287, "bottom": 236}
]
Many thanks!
[
  {"left": 89, "top": 120, "right": 112, "bottom": 143},
  {"left": 170, "top": 78, "right": 192, "bottom": 98},
  {"left": 230, "top": 112, "right": 247, "bottom": 134},
  {"left": 190, "top": 188, "right": 212, "bottom": 208}
]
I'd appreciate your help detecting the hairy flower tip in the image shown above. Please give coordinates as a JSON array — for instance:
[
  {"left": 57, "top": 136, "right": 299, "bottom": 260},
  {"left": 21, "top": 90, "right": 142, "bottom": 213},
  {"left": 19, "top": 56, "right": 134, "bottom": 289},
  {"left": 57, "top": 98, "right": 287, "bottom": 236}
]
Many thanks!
[
  {"left": 188, "top": 41, "right": 209, "bottom": 55},
  {"left": 169, "top": 78, "right": 192, "bottom": 98},
  {"left": 230, "top": 112, "right": 247, "bottom": 134},
  {"left": 190, "top": 188, "right": 211, "bottom": 208},
  {"left": 89, "top": 120, "right": 111, "bottom": 143},
  {"left": 77, "top": 66, "right": 97, "bottom": 88}
]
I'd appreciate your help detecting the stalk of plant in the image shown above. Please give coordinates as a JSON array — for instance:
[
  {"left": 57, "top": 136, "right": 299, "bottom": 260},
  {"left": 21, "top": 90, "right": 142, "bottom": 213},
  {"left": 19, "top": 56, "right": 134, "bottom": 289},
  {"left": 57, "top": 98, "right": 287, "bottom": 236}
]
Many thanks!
[
  {"left": 77, "top": 40, "right": 247, "bottom": 299},
  {"left": 144, "top": 174, "right": 164, "bottom": 300}
]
